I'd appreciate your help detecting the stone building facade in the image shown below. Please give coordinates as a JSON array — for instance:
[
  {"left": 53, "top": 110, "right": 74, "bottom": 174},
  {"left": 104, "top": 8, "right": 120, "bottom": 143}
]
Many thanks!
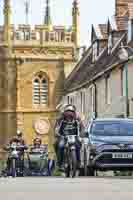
[
  {"left": 62, "top": 0, "right": 133, "bottom": 126},
  {"left": 0, "top": 0, "right": 80, "bottom": 157}
]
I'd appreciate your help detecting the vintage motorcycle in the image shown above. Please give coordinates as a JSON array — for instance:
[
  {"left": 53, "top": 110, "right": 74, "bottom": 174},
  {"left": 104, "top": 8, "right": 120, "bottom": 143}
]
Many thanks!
[
  {"left": 63, "top": 134, "right": 81, "bottom": 178},
  {"left": 4, "top": 143, "right": 27, "bottom": 177},
  {"left": 24, "top": 145, "right": 50, "bottom": 176}
]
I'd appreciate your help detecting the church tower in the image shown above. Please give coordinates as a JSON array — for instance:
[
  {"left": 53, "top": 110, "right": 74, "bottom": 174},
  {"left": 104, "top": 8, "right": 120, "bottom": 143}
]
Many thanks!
[
  {"left": 0, "top": 0, "right": 17, "bottom": 148},
  {"left": 72, "top": 0, "right": 80, "bottom": 48},
  {"left": 0, "top": 0, "right": 80, "bottom": 159}
]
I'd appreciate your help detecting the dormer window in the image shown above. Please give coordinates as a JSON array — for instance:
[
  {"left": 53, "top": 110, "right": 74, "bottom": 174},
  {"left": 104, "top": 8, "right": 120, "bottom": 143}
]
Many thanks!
[
  {"left": 92, "top": 41, "right": 99, "bottom": 62},
  {"left": 108, "top": 33, "right": 113, "bottom": 54}
]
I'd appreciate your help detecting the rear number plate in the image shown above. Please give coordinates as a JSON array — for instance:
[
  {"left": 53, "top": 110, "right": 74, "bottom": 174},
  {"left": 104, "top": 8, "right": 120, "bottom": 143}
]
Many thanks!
[{"left": 112, "top": 153, "right": 133, "bottom": 159}]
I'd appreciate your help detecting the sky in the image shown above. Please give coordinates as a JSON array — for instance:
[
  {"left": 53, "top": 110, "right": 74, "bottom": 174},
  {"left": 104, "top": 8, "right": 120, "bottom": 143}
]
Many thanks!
[{"left": 0, "top": 0, "right": 115, "bottom": 45}]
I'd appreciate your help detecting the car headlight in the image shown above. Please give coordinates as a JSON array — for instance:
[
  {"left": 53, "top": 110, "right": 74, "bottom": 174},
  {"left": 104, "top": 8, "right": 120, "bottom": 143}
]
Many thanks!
[{"left": 89, "top": 154, "right": 95, "bottom": 160}]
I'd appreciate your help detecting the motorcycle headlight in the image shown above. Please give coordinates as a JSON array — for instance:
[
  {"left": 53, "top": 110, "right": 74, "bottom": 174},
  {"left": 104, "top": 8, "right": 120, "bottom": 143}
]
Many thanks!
[{"left": 78, "top": 137, "right": 82, "bottom": 143}]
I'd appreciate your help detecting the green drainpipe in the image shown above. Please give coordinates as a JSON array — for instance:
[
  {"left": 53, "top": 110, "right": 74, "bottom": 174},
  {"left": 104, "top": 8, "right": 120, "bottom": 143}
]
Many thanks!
[{"left": 125, "top": 63, "right": 129, "bottom": 117}]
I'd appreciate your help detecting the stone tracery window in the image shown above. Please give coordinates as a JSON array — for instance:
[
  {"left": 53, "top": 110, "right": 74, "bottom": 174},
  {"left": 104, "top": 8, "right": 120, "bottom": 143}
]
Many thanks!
[{"left": 33, "top": 74, "right": 48, "bottom": 105}]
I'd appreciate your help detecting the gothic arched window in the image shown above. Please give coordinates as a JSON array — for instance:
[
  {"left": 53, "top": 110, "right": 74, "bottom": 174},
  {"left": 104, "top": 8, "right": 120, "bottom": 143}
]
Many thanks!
[{"left": 33, "top": 74, "right": 48, "bottom": 105}]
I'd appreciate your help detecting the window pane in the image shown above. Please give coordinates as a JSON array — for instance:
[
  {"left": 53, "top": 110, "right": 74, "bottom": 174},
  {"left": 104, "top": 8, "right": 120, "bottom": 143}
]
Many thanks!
[
  {"left": 91, "top": 121, "right": 133, "bottom": 136},
  {"left": 41, "top": 79, "right": 48, "bottom": 104},
  {"left": 33, "top": 79, "right": 40, "bottom": 104}
]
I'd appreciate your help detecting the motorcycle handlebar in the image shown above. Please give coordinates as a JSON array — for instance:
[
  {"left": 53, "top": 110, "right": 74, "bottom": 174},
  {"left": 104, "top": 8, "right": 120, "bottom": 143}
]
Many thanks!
[{"left": 4, "top": 145, "right": 28, "bottom": 151}]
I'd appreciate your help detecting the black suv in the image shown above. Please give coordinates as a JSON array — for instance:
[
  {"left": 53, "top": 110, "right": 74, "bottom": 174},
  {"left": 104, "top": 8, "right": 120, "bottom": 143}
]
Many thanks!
[{"left": 86, "top": 118, "right": 133, "bottom": 176}]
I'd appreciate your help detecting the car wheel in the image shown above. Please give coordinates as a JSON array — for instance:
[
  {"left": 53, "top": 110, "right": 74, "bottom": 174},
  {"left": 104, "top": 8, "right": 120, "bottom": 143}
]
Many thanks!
[
  {"left": 84, "top": 149, "right": 88, "bottom": 176},
  {"left": 87, "top": 167, "right": 95, "bottom": 176},
  {"left": 79, "top": 167, "right": 84, "bottom": 176}
]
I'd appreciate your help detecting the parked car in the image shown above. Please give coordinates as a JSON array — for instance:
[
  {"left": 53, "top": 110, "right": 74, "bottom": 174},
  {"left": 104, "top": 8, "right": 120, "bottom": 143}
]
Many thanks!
[{"left": 85, "top": 118, "right": 133, "bottom": 176}]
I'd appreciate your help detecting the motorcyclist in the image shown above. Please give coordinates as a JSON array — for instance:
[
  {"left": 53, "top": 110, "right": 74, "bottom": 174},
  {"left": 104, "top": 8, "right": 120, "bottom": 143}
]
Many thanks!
[
  {"left": 5, "top": 130, "right": 26, "bottom": 175},
  {"left": 55, "top": 104, "right": 84, "bottom": 169},
  {"left": 9, "top": 130, "right": 25, "bottom": 146},
  {"left": 29, "top": 137, "right": 49, "bottom": 176},
  {"left": 31, "top": 137, "right": 42, "bottom": 151}
]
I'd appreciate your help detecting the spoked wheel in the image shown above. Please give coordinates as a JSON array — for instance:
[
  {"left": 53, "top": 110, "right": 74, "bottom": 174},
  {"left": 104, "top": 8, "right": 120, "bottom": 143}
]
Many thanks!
[
  {"left": 64, "top": 148, "right": 70, "bottom": 178},
  {"left": 65, "top": 165, "right": 70, "bottom": 178},
  {"left": 12, "top": 159, "right": 17, "bottom": 178},
  {"left": 70, "top": 150, "right": 77, "bottom": 178}
]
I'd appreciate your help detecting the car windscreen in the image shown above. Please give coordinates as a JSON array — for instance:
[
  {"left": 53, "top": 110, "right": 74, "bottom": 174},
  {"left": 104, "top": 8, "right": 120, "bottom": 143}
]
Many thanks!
[{"left": 90, "top": 121, "right": 133, "bottom": 136}]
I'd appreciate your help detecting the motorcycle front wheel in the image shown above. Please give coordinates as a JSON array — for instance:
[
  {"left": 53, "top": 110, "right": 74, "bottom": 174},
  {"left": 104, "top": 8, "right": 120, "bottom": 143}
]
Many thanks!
[
  {"left": 70, "top": 149, "right": 77, "bottom": 178},
  {"left": 12, "top": 159, "right": 17, "bottom": 178}
]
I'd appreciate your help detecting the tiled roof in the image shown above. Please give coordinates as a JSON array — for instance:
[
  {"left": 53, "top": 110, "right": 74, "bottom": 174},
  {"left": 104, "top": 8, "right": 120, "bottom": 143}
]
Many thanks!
[
  {"left": 65, "top": 33, "right": 129, "bottom": 93},
  {"left": 116, "top": 16, "right": 128, "bottom": 30}
]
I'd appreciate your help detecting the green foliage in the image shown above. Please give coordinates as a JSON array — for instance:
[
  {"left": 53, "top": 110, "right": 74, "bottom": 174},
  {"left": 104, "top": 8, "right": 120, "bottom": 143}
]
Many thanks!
[
  {"left": 114, "top": 171, "right": 133, "bottom": 176},
  {"left": 52, "top": 166, "right": 63, "bottom": 176},
  {"left": 0, "top": 160, "right": 6, "bottom": 171}
]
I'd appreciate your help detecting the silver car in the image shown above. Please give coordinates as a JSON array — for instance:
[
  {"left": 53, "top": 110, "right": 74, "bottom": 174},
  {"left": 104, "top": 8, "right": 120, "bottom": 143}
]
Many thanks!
[{"left": 86, "top": 118, "right": 133, "bottom": 176}]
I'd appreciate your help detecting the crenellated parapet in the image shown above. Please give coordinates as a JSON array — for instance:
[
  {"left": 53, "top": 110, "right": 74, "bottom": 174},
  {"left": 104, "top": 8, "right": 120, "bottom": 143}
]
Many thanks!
[
  {"left": 0, "top": 24, "right": 74, "bottom": 45},
  {"left": 1, "top": 0, "right": 79, "bottom": 49}
]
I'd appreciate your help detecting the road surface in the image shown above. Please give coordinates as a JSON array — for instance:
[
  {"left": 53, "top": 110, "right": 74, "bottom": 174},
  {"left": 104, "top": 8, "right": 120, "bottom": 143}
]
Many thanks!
[{"left": 0, "top": 177, "right": 133, "bottom": 200}]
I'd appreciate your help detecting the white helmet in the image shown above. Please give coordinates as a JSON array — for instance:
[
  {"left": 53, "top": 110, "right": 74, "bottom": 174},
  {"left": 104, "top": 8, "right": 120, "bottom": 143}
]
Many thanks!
[
  {"left": 64, "top": 104, "right": 76, "bottom": 112},
  {"left": 17, "top": 130, "right": 22, "bottom": 137}
]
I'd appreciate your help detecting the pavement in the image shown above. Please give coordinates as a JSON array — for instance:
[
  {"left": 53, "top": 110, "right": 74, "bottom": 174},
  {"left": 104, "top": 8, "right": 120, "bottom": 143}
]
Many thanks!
[{"left": 0, "top": 177, "right": 133, "bottom": 200}]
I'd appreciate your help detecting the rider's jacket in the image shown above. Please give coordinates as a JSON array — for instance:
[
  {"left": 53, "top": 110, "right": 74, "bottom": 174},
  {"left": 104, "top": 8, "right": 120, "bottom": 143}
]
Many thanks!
[
  {"left": 59, "top": 120, "right": 78, "bottom": 136},
  {"left": 55, "top": 111, "right": 84, "bottom": 137},
  {"left": 30, "top": 145, "right": 48, "bottom": 155},
  {"left": 8, "top": 137, "right": 26, "bottom": 157},
  {"left": 9, "top": 137, "right": 25, "bottom": 146},
  {"left": 31, "top": 144, "right": 42, "bottom": 152}
]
